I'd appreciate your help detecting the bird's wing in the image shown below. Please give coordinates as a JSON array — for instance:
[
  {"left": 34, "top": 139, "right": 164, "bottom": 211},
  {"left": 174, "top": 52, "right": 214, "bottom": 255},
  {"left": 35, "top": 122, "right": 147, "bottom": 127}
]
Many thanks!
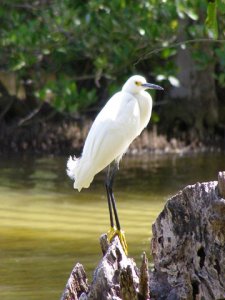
[
  {"left": 81, "top": 91, "right": 140, "bottom": 170},
  {"left": 94, "top": 91, "right": 132, "bottom": 123}
]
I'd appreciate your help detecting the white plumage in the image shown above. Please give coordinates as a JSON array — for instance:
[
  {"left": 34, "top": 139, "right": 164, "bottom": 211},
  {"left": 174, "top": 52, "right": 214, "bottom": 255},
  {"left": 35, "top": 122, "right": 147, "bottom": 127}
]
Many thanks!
[{"left": 67, "top": 75, "right": 163, "bottom": 191}]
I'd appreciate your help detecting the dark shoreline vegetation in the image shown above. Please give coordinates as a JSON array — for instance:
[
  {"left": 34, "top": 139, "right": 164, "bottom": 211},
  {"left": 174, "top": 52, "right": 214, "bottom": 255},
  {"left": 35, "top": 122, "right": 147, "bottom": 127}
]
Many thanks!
[
  {"left": 0, "top": 104, "right": 224, "bottom": 156},
  {"left": 0, "top": 1, "right": 224, "bottom": 156}
]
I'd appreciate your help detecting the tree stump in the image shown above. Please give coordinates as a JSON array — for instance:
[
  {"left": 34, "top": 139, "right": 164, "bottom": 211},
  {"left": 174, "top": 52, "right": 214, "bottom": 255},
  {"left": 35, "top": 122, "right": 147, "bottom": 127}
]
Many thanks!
[
  {"left": 61, "top": 174, "right": 225, "bottom": 300},
  {"left": 150, "top": 180, "right": 225, "bottom": 299},
  {"left": 61, "top": 234, "right": 149, "bottom": 300}
]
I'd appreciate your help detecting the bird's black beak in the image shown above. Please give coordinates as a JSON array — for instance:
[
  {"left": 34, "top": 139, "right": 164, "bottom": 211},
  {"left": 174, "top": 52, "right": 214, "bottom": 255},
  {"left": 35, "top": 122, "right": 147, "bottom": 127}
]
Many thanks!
[{"left": 141, "top": 83, "right": 164, "bottom": 90}]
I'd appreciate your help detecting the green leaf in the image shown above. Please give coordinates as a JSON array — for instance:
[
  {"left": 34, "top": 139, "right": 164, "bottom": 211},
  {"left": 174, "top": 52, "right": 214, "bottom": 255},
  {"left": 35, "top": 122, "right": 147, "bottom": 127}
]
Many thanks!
[
  {"left": 205, "top": 0, "right": 218, "bottom": 39},
  {"left": 12, "top": 60, "right": 26, "bottom": 71},
  {"left": 151, "top": 112, "right": 160, "bottom": 124}
]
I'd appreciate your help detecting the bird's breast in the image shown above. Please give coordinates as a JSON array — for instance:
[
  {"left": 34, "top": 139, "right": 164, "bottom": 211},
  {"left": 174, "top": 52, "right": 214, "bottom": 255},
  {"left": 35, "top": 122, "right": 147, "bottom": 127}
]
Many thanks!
[{"left": 136, "top": 92, "right": 153, "bottom": 132}]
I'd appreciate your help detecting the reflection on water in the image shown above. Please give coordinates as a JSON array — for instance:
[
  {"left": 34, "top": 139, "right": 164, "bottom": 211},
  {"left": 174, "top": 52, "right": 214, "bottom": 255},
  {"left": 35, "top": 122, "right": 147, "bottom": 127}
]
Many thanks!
[{"left": 0, "top": 152, "right": 224, "bottom": 300}]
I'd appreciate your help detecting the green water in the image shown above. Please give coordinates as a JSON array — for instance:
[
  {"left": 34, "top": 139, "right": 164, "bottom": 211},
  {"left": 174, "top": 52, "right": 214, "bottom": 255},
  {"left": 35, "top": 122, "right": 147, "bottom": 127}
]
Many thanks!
[{"left": 0, "top": 152, "right": 224, "bottom": 299}]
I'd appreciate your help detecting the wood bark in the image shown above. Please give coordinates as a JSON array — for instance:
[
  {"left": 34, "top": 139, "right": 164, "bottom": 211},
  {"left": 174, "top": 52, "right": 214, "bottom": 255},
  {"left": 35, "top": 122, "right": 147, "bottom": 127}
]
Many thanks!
[
  {"left": 150, "top": 180, "right": 225, "bottom": 299},
  {"left": 61, "top": 174, "right": 225, "bottom": 300}
]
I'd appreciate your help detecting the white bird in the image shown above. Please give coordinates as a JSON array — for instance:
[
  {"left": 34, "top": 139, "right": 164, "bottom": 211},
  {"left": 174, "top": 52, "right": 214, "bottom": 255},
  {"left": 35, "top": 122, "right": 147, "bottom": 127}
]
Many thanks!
[{"left": 67, "top": 75, "right": 163, "bottom": 254}]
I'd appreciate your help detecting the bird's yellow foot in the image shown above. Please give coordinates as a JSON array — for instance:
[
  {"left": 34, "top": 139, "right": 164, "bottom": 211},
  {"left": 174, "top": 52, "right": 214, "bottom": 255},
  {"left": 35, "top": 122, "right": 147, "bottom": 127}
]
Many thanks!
[{"left": 107, "top": 226, "right": 128, "bottom": 256}]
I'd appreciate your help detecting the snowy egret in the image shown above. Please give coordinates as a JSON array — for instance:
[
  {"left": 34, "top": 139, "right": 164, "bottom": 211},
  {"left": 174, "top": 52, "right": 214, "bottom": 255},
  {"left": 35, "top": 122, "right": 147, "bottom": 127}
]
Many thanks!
[{"left": 67, "top": 75, "right": 163, "bottom": 254}]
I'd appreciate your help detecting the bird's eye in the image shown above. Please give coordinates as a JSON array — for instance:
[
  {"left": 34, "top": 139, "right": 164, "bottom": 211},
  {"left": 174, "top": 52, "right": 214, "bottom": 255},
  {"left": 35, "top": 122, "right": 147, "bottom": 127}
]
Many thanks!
[{"left": 135, "top": 81, "right": 141, "bottom": 86}]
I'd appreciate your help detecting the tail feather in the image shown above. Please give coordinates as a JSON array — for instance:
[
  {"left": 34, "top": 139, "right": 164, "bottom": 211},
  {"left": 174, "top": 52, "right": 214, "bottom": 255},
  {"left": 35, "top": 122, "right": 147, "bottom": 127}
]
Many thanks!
[
  {"left": 67, "top": 156, "right": 79, "bottom": 180},
  {"left": 67, "top": 156, "right": 94, "bottom": 191}
]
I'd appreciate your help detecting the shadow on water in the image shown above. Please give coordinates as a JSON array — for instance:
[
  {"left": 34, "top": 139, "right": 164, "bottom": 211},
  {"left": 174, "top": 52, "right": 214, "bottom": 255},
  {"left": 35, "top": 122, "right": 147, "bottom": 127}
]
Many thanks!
[{"left": 0, "top": 152, "right": 224, "bottom": 300}]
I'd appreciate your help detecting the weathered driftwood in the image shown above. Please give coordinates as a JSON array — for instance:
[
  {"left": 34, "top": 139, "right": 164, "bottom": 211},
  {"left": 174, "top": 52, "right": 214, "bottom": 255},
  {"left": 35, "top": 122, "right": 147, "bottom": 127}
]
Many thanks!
[
  {"left": 218, "top": 171, "right": 225, "bottom": 198},
  {"left": 61, "top": 263, "right": 89, "bottom": 300},
  {"left": 61, "top": 234, "right": 149, "bottom": 300},
  {"left": 150, "top": 180, "right": 225, "bottom": 299},
  {"left": 61, "top": 174, "right": 225, "bottom": 300}
]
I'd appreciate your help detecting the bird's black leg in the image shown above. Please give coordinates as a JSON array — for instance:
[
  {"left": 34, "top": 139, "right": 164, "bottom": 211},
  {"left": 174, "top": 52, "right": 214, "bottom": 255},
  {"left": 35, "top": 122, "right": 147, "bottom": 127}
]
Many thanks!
[
  {"left": 105, "top": 162, "right": 120, "bottom": 230},
  {"left": 105, "top": 166, "right": 114, "bottom": 229},
  {"left": 109, "top": 185, "right": 121, "bottom": 231},
  {"left": 105, "top": 162, "right": 128, "bottom": 255}
]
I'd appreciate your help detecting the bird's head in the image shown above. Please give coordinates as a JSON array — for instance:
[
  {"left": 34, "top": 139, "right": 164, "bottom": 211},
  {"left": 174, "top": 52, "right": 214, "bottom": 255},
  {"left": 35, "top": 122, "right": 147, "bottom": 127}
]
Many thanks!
[{"left": 122, "top": 75, "right": 163, "bottom": 94}]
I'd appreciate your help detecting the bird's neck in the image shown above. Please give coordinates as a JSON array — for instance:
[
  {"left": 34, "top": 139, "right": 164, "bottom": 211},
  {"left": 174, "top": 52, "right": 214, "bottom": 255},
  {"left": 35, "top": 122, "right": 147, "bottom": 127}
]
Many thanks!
[{"left": 136, "top": 91, "right": 152, "bottom": 131}]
